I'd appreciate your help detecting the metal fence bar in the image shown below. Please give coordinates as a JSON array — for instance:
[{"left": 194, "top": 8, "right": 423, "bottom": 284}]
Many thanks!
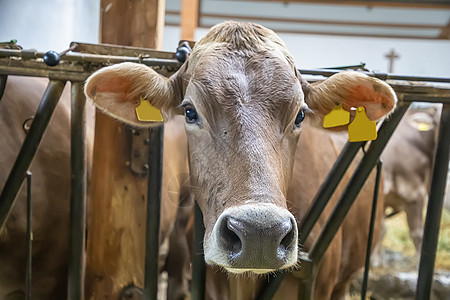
[
  {"left": 256, "top": 141, "right": 364, "bottom": 300},
  {"left": 25, "top": 171, "right": 33, "bottom": 300},
  {"left": 361, "top": 161, "right": 382, "bottom": 299},
  {"left": 0, "top": 74, "right": 7, "bottom": 101},
  {"left": 299, "top": 141, "right": 365, "bottom": 244},
  {"left": 191, "top": 202, "right": 206, "bottom": 300},
  {"left": 415, "top": 104, "right": 450, "bottom": 300},
  {"left": 299, "top": 68, "right": 450, "bottom": 83},
  {"left": 309, "top": 103, "right": 410, "bottom": 264},
  {"left": 67, "top": 82, "right": 87, "bottom": 300},
  {"left": 0, "top": 80, "right": 65, "bottom": 228},
  {"left": 144, "top": 126, "right": 164, "bottom": 300}
]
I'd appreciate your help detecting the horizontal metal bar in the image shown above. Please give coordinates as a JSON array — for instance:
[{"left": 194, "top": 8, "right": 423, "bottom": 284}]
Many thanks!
[
  {"left": 309, "top": 103, "right": 410, "bottom": 264},
  {"left": 71, "top": 41, "right": 176, "bottom": 59},
  {"left": 0, "top": 65, "right": 89, "bottom": 81},
  {"left": 415, "top": 104, "right": 450, "bottom": 299},
  {"left": 299, "top": 68, "right": 450, "bottom": 84},
  {"left": 401, "top": 95, "right": 450, "bottom": 104},
  {"left": 0, "top": 48, "right": 181, "bottom": 69},
  {"left": 0, "top": 80, "right": 65, "bottom": 228}
]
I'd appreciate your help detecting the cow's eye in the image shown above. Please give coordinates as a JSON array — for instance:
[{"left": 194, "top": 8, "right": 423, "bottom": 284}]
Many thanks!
[
  {"left": 294, "top": 110, "right": 305, "bottom": 127},
  {"left": 185, "top": 106, "right": 198, "bottom": 123}
]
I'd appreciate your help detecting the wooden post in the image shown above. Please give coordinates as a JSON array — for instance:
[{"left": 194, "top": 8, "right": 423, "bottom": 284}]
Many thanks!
[
  {"left": 85, "top": 0, "right": 165, "bottom": 299},
  {"left": 181, "top": 0, "right": 199, "bottom": 40}
]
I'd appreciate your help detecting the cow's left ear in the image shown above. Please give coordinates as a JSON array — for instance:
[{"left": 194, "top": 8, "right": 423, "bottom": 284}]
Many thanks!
[{"left": 301, "top": 71, "right": 397, "bottom": 122}]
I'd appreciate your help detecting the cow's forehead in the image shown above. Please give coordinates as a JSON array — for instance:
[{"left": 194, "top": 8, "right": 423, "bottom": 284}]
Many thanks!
[{"left": 186, "top": 47, "right": 303, "bottom": 129}]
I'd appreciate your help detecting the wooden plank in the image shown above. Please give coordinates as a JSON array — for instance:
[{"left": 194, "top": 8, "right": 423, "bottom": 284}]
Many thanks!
[
  {"left": 198, "top": 12, "right": 443, "bottom": 30},
  {"left": 181, "top": 0, "right": 200, "bottom": 40},
  {"left": 438, "top": 19, "right": 450, "bottom": 39},
  {"left": 233, "top": 0, "right": 450, "bottom": 9},
  {"left": 85, "top": 0, "right": 165, "bottom": 299}
]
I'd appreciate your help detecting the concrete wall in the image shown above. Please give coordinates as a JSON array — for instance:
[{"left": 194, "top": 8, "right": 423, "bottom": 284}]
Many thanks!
[{"left": 0, "top": 0, "right": 100, "bottom": 52}]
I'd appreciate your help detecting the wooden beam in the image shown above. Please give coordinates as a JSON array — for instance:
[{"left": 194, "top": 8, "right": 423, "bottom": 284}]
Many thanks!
[
  {"left": 166, "top": 11, "right": 444, "bottom": 40},
  {"left": 85, "top": 0, "right": 165, "bottom": 298},
  {"left": 438, "top": 19, "right": 450, "bottom": 39},
  {"left": 231, "top": 0, "right": 450, "bottom": 9},
  {"left": 181, "top": 0, "right": 200, "bottom": 40},
  {"left": 196, "top": 12, "right": 443, "bottom": 30}
]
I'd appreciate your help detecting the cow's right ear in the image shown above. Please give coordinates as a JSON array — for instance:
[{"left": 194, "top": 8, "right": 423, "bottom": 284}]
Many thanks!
[{"left": 84, "top": 62, "right": 187, "bottom": 127}]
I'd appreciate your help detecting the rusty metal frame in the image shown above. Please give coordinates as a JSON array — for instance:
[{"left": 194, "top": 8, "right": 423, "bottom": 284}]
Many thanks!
[
  {"left": 1, "top": 43, "right": 449, "bottom": 300},
  {"left": 0, "top": 43, "right": 180, "bottom": 300}
]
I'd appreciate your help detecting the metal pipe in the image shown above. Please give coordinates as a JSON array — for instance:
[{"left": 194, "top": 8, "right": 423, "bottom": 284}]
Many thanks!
[
  {"left": 143, "top": 126, "right": 164, "bottom": 300},
  {"left": 25, "top": 171, "right": 32, "bottom": 300},
  {"left": 0, "top": 74, "right": 7, "bottom": 101},
  {"left": 0, "top": 48, "right": 181, "bottom": 68},
  {"left": 415, "top": 104, "right": 450, "bottom": 300},
  {"left": 299, "top": 68, "right": 450, "bottom": 83},
  {"left": 191, "top": 202, "right": 206, "bottom": 300},
  {"left": 67, "top": 82, "right": 87, "bottom": 300},
  {"left": 0, "top": 65, "right": 92, "bottom": 82},
  {"left": 0, "top": 80, "right": 65, "bottom": 228},
  {"left": 309, "top": 103, "right": 410, "bottom": 264},
  {"left": 299, "top": 141, "right": 364, "bottom": 244},
  {"left": 361, "top": 161, "right": 382, "bottom": 299},
  {"left": 256, "top": 141, "right": 364, "bottom": 300}
]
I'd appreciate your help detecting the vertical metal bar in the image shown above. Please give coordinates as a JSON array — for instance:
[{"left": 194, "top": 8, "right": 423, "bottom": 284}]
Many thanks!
[
  {"left": 67, "top": 82, "right": 87, "bottom": 300},
  {"left": 415, "top": 104, "right": 450, "bottom": 300},
  {"left": 25, "top": 171, "right": 32, "bottom": 300},
  {"left": 191, "top": 202, "right": 206, "bottom": 300},
  {"left": 0, "top": 74, "right": 7, "bottom": 101},
  {"left": 0, "top": 80, "right": 65, "bottom": 228},
  {"left": 144, "top": 125, "right": 164, "bottom": 300},
  {"left": 309, "top": 103, "right": 410, "bottom": 264},
  {"left": 361, "top": 161, "right": 382, "bottom": 299},
  {"left": 256, "top": 142, "right": 364, "bottom": 300}
]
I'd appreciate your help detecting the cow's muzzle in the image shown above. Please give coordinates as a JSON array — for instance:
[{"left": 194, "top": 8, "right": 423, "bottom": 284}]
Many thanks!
[{"left": 205, "top": 203, "right": 298, "bottom": 274}]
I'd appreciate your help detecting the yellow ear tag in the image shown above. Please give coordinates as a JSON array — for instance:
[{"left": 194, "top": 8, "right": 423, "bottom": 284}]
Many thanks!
[
  {"left": 348, "top": 106, "right": 377, "bottom": 142},
  {"left": 323, "top": 104, "right": 350, "bottom": 128},
  {"left": 135, "top": 96, "right": 163, "bottom": 123},
  {"left": 417, "top": 123, "right": 431, "bottom": 132}
]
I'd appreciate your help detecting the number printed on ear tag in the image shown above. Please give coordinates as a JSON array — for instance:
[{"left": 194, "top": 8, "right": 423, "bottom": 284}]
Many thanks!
[
  {"left": 348, "top": 106, "right": 377, "bottom": 142},
  {"left": 135, "top": 96, "right": 163, "bottom": 122},
  {"left": 323, "top": 104, "right": 350, "bottom": 128}
]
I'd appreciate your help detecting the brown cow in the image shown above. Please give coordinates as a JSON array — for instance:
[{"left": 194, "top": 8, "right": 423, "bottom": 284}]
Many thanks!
[
  {"left": 0, "top": 76, "right": 73, "bottom": 299},
  {"left": 84, "top": 21, "right": 396, "bottom": 299},
  {"left": 0, "top": 76, "right": 188, "bottom": 299},
  {"left": 381, "top": 105, "right": 440, "bottom": 255}
]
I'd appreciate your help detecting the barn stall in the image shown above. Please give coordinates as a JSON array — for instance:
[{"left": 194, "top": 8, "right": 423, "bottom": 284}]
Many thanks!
[{"left": 0, "top": 0, "right": 449, "bottom": 299}]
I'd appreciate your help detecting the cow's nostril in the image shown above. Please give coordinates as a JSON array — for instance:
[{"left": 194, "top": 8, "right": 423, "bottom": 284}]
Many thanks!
[
  {"left": 279, "top": 219, "right": 296, "bottom": 253},
  {"left": 219, "top": 217, "right": 242, "bottom": 257}
]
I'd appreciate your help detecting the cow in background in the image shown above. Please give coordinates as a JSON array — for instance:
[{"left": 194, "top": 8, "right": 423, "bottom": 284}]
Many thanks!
[
  {"left": 381, "top": 104, "right": 441, "bottom": 255},
  {"left": 0, "top": 76, "right": 189, "bottom": 299},
  {"left": 84, "top": 21, "right": 397, "bottom": 299},
  {"left": 0, "top": 76, "right": 74, "bottom": 299}
]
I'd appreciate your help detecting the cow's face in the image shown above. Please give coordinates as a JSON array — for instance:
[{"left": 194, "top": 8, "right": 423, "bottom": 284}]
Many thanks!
[
  {"left": 183, "top": 46, "right": 304, "bottom": 273},
  {"left": 84, "top": 21, "right": 397, "bottom": 275}
]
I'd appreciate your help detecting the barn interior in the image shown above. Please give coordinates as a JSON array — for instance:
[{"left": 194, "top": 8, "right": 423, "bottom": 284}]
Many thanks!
[{"left": 0, "top": 1, "right": 449, "bottom": 300}]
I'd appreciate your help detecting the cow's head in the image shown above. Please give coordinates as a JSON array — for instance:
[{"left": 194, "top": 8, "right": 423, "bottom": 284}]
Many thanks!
[{"left": 85, "top": 21, "right": 396, "bottom": 274}]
